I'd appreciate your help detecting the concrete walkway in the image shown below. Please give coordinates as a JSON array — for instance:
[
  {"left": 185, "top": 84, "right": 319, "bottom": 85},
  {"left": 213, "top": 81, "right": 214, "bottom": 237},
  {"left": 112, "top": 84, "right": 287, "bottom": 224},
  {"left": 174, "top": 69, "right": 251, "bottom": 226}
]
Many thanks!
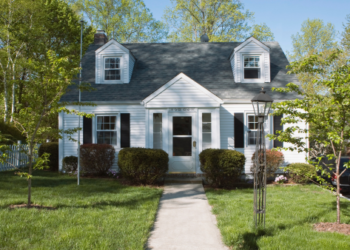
[{"left": 147, "top": 184, "right": 228, "bottom": 250}]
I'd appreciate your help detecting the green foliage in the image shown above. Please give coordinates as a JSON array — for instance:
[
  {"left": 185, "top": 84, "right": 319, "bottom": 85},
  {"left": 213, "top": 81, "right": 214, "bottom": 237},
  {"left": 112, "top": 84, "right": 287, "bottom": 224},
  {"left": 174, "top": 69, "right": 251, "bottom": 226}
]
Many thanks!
[
  {"left": 0, "top": 121, "right": 25, "bottom": 145},
  {"left": 284, "top": 163, "right": 317, "bottom": 184},
  {"left": 199, "top": 149, "right": 245, "bottom": 188},
  {"left": 251, "top": 149, "right": 284, "bottom": 178},
  {"left": 342, "top": 14, "right": 350, "bottom": 51},
  {"left": 70, "top": 0, "right": 167, "bottom": 42},
  {"left": 62, "top": 156, "right": 78, "bottom": 173},
  {"left": 80, "top": 144, "right": 115, "bottom": 175},
  {"left": 163, "top": 0, "right": 274, "bottom": 42},
  {"left": 39, "top": 143, "right": 59, "bottom": 172},
  {"left": 250, "top": 23, "right": 275, "bottom": 42},
  {"left": 287, "top": 19, "right": 338, "bottom": 95},
  {"left": 118, "top": 148, "right": 169, "bottom": 185}
]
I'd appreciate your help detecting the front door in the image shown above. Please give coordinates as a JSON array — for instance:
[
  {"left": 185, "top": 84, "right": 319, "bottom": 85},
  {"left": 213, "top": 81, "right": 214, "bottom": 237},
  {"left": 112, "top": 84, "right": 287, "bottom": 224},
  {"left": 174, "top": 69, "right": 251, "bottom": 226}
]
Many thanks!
[{"left": 169, "top": 113, "right": 196, "bottom": 173}]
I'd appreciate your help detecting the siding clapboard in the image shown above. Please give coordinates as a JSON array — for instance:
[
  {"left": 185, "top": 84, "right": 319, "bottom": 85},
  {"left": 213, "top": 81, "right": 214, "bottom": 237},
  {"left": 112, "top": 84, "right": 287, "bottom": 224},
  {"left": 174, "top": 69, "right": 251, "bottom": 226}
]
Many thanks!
[
  {"left": 147, "top": 79, "right": 219, "bottom": 107},
  {"left": 59, "top": 105, "right": 145, "bottom": 171}
]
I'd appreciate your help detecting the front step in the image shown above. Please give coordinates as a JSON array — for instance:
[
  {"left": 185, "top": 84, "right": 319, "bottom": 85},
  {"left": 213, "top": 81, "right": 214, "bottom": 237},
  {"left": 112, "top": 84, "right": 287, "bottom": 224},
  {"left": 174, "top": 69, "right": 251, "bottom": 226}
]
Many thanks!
[{"left": 164, "top": 174, "right": 204, "bottom": 184}]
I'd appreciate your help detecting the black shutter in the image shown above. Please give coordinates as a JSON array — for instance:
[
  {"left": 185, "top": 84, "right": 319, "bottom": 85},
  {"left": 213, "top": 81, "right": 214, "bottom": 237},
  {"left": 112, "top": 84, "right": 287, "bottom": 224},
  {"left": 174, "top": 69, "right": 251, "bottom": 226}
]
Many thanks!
[
  {"left": 234, "top": 113, "right": 244, "bottom": 148},
  {"left": 120, "top": 113, "right": 130, "bottom": 148},
  {"left": 83, "top": 117, "right": 92, "bottom": 144},
  {"left": 273, "top": 115, "right": 283, "bottom": 147}
]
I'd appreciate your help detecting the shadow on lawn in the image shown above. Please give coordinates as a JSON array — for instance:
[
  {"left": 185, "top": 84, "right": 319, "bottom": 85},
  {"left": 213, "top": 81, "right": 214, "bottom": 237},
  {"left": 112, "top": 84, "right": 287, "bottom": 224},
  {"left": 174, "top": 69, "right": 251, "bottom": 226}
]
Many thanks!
[{"left": 238, "top": 204, "right": 340, "bottom": 250}]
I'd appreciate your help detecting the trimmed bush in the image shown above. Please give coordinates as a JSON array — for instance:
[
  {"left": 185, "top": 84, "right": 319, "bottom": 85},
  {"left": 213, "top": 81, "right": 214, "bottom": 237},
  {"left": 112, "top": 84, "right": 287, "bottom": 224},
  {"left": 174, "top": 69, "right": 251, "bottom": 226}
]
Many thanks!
[
  {"left": 62, "top": 156, "right": 78, "bottom": 173},
  {"left": 39, "top": 142, "right": 59, "bottom": 171},
  {"left": 199, "top": 149, "right": 246, "bottom": 188},
  {"left": 80, "top": 144, "right": 115, "bottom": 175},
  {"left": 251, "top": 149, "right": 284, "bottom": 178},
  {"left": 284, "top": 163, "right": 317, "bottom": 184},
  {"left": 118, "top": 148, "right": 168, "bottom": 185}
]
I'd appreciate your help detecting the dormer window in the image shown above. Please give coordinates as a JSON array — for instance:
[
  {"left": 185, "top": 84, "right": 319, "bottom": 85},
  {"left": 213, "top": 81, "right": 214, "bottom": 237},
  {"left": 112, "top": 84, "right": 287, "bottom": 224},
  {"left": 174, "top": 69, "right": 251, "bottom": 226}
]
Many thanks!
[
  {"left": 244, "top": 56, "right": 260, "bottom": 79},
  {"left": 105, "top": 58, "right": 121, "bottom": 80}
]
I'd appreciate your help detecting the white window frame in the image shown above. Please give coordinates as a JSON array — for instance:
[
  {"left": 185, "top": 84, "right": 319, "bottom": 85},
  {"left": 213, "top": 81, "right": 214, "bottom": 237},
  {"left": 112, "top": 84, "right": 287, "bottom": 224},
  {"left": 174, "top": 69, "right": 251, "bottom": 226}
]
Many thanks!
[
  {"left": 104, "top": 57, "right": 121, "bottom": 81},
  {"left": 93, "top": 113, "right": 120, "bottom": 147},
  {"left": 241, "top": 54, "right": 264, "bottom": 83},
  {"left": 247, "top": 114, "right": 259, "bottom": 146}
]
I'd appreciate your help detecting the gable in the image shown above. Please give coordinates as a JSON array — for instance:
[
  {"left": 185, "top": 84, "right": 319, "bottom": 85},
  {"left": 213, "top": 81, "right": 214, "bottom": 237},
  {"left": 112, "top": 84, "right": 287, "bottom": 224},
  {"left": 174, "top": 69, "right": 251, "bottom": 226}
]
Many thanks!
[
  {"left": 142, "top": 73, "right": 222, "bottom": 108},
  {"left": 95, "top": 39, "right": 135, "bottom": 84}
]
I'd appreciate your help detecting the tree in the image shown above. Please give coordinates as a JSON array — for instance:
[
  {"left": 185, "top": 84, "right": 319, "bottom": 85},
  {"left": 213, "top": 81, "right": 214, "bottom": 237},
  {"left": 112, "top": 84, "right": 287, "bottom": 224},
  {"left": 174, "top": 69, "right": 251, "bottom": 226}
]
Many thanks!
[
  {"left": 287, "top": 19, "right": 338, "bottom": 94},
  {"left": 267, "top": 49, "right": 350, "bottom": 224},
  {"left": 341, "top": 14, "right": 350, "bottom": 51},
  {"left": 2, "top": 0, "right": 94, "bottom": 207},
  {"left": 163, "top": 0, "right": 274, "bottom": 42},
  {"left": 70, "top": 0, "right": 167, "bottom": 42}
]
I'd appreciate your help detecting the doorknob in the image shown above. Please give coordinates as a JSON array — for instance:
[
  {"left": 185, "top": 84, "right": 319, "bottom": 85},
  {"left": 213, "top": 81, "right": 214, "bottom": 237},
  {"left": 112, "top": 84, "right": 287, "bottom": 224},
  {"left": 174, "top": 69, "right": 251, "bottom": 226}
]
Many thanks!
[{"left": 193, "top": 141, "right": 196, "bottom": 147}]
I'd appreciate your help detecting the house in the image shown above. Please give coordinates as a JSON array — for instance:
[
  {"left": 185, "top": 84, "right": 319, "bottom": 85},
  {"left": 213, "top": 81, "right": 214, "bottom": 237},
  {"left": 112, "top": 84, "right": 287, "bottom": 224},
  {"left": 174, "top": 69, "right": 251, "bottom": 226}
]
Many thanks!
[{"left": 58, "top": 31, "right": 307, "bottom": 175}]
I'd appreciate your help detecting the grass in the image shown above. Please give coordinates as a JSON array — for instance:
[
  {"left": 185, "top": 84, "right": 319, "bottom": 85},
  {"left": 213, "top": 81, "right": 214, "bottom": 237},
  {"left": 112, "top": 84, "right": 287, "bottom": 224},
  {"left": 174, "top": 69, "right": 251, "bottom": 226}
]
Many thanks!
[
  {"left": 206, "top": 185, "right": 350, "bottom": 250},
  {"left": 0, "top": 169, "right": 163, "bottom": 250}
]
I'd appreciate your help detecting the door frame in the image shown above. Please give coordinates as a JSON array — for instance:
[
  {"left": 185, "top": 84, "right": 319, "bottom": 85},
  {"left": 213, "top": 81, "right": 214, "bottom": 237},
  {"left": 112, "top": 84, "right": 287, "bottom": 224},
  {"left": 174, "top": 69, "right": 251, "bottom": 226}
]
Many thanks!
[{"left": 168, "top": 111, "right": 197, "bottom": 173}]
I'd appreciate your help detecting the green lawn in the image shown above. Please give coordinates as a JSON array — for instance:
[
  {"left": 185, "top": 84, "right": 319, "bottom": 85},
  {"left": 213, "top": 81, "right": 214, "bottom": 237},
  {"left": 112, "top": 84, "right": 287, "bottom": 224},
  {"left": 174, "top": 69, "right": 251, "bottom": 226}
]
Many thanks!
[
  {"left": 206, "top": 185, "right": 350, "bottom": 250},
  {"left": 0, "top": 170, "right": 163, "bottom": 250}
]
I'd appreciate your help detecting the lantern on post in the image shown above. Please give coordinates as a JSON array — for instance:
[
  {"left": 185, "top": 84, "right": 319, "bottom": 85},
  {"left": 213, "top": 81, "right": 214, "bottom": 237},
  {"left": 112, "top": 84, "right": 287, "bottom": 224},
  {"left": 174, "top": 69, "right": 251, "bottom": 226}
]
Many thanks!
[{"left": 251, "top": 87, "right": 273, "bottom": 228}]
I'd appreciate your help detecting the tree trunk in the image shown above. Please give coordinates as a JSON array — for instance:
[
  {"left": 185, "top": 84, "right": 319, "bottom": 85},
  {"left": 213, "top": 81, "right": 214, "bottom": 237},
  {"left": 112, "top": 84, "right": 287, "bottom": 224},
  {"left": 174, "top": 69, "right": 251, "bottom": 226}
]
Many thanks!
[
  {"left": 27, "top": 145, "right": 33, "bottom": 207},
  {"left": 11, "top": 79, "right": 15, "bottom": 122},
  {"left": 336, "top": 151, "right": 342, "bottom": 224}
]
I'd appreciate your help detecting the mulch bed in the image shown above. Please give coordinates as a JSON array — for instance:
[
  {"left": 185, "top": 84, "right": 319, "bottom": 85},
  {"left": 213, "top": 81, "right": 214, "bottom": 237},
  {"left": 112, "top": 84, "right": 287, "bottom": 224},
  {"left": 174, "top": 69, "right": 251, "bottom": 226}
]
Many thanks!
[
  {"left": 9, "top": 204, "right": 57, "bottom": 210},
  {"left": 314, "top": 222, "right": 350, "bottom": 235}
]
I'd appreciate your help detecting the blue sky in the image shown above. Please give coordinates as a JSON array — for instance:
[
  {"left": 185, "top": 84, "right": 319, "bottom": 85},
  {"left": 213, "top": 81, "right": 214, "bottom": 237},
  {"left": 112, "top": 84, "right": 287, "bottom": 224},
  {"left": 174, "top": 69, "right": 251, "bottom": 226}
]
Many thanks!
[{"left": 143, "top": 0, "right": 350, "bottom": 54}]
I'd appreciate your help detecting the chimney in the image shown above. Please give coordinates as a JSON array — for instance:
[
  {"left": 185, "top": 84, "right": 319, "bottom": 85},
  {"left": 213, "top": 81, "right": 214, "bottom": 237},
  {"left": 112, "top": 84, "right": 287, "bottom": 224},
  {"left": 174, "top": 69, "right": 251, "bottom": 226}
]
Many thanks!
[
  {"left": 94, "top": 30, "right": 108, "bottom": 45},
  {"left": 200, "top": 34, "right": 209, "bottom": 42}
]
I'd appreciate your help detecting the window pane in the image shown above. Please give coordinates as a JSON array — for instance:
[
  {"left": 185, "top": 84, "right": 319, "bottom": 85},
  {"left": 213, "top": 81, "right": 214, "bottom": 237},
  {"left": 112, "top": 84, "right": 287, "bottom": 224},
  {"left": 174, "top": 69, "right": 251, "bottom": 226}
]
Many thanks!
[
  {"left": 97, "top": 131, "right": 117, "bottom": 145},
  {"left": 203, "top": 133, "right": 211, "bottom": 144},
  {"left": 248, "top": 131, "right": 257, "bottom": 145},
  {"left": 202, "top": 113, "right": 211, "bottom": 122},
  {"left": 173, "top": 117, "right": 192, "bottom": 135},
  {"left": 105, "top": 70, "right": 120, "bottom": 80},
  {"left": 244, "top": 69, "right": 260, "bottom": 79},
  {"left": 248, "top": 116, "right": 254, "bottom": 122},
  {"left": 173, "top": 137, "right": 192, "bottom": 156},
  {"left": 97, "top": 117, "right": 103, "bottom": 129},
  {"left": 203, "top": 123, "right": 211, "bottom": 132},
  {"left": 153, "top": 113, "right": 162, "bottom": 149},
  {"left": 97, "top": 116, "right": 117, "bottom": 131}
]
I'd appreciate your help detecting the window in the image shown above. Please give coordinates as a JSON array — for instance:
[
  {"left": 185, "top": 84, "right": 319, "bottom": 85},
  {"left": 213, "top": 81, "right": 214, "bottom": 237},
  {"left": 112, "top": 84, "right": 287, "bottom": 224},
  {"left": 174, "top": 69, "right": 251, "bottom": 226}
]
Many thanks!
[
  {"left": 202, "top": 113, "right": 212, "bottom": 150},
  {"left": 105, "top": 58, "right": 120, "bottom": 80},
  {"left": 153, "top": 113, "right": 162, "bottom": 149},
  {"left": 244, "top": 56, "right": 260, "bottom": 79},
  {"left": 247, "top": 115, "right": 258, "bottom": 145},
  {"left": 97, "top": 116, "right": 117, "bottom": 145}
]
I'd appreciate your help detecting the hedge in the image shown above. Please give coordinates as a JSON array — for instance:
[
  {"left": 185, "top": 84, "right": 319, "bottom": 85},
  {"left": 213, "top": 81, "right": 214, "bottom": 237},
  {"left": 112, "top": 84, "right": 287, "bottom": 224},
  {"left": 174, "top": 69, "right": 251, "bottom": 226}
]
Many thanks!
[
  {"left": 199, "top": 149, "right": 246, "bottom": 188},
  {"left": 80, "top": 144, "right": 115, "bottom": 175},
  {"left": 251, "top": 149, "right": 284, "bottom": 178},
  {"left": 284, "top": 163, "right": 317, "bottom": 184},
  {"left": 62, "top": 156, "right": 78, "bottom": 173},
  {"left": 118, "top": 148, "right": 168, "bottom": 185},
  {"left": 38, "top": 142, "right": 59, "bottom": 171},
  {"left": 0, "top": 121, "right": 26, "bottom": 145}
]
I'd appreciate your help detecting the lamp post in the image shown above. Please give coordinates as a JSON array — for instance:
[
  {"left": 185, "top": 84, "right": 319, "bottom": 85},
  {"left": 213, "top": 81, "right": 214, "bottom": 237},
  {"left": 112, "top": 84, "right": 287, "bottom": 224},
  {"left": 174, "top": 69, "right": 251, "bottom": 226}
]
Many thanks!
[
  {"left": 77, "top": 19, "right": 84, "bottom": 186},
  {"left": 251, "top": 87, "right": 273, "bottom": 228}
]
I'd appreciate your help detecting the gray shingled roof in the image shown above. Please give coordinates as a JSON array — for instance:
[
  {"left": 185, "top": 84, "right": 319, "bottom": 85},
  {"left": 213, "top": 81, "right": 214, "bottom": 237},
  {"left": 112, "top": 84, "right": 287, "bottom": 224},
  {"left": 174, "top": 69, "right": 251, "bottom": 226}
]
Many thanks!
[{"left": 60, "top": 41, "right": 300, "bottom": 102}]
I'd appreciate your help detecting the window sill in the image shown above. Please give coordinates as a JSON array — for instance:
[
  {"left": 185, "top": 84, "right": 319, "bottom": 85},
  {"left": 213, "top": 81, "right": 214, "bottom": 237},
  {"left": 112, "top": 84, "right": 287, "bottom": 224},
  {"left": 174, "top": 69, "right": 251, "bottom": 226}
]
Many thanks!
[
  {"left": 96, "top": 81, "right": 126, "bottom": 84},
  {"left": 241, "top": 79, "right": 265, "bottom": 83}
]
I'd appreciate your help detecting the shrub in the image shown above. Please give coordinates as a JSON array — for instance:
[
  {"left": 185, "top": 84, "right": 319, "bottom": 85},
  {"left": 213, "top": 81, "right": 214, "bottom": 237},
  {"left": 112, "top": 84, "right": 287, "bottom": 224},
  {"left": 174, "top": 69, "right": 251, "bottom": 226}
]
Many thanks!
[
  {"left": 199, "top": 149, "right": 246, "bottom": 188},
  {"left": 80, "top": 144, "right": 115, "bottom": 175},
  {"left": 62, "top": 156, "right": 78, "bottom": 173},
  {"left": 0, "top": 121, "right": 26, "bottom": 145},
  {"left": 39, "top": 142, "right": 59, "bottom": 171},
  {"left": 118, "top": 148, "right": 168, "bottom": 185},
  {"left": 284, "top": 163, "right": 317, "bottom": 184},
  {"left": 251, "top": 149, "right": 284, "bottom": 178}
]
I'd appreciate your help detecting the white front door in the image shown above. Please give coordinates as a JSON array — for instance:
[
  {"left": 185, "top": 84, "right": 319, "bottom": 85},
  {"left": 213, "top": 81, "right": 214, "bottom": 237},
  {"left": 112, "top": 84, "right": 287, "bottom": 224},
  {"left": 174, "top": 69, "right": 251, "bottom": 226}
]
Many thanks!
[{"left": 168, "top": 113, "right": 196, "bottom": 173}]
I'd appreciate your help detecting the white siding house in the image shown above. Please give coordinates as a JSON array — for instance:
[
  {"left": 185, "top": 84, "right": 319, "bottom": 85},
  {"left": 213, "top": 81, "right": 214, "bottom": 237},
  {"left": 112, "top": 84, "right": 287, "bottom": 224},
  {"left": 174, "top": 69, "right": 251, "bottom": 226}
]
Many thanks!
[{"left": 59, "top": 32, "right": 307, "bottom": 175}]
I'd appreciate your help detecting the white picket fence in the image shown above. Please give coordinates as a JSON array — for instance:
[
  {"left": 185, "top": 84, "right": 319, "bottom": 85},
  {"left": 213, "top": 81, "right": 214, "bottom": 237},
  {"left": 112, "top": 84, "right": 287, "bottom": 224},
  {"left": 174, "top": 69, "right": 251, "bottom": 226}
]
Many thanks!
[{"left": 0, "top": 144, "right": 40, "bottom": 171}]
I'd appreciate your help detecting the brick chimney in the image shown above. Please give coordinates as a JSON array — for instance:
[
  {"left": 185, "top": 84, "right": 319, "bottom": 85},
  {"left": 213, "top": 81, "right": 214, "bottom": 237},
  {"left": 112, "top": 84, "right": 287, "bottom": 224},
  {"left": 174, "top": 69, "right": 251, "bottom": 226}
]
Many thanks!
[{"left": 94, "top": 30, "right": 108, "bottom": 45}]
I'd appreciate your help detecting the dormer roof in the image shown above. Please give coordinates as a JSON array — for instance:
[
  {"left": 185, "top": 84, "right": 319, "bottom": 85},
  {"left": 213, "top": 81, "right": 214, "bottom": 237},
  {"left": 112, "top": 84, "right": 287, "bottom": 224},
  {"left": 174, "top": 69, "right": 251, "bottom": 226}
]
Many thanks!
[{"left": 60, "top": 42, "right": 300, "bottom": 103}]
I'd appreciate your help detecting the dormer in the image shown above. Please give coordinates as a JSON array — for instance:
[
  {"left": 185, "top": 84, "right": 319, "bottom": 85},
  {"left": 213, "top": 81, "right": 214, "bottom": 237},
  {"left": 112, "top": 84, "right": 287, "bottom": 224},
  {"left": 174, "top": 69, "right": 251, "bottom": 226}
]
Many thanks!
[
  {"left": 230, "top": 37, "right": 270, "bottom": 83},
  {"left": 95, "top": 31, "right": 135, "bottom": 84}
]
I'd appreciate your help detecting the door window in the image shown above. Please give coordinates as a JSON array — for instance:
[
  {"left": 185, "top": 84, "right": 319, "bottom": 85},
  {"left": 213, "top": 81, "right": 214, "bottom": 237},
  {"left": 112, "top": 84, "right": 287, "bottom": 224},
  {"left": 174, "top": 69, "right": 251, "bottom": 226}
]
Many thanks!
[{"left": 173, "top": 117, "right": 192, "bottom": 156}]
